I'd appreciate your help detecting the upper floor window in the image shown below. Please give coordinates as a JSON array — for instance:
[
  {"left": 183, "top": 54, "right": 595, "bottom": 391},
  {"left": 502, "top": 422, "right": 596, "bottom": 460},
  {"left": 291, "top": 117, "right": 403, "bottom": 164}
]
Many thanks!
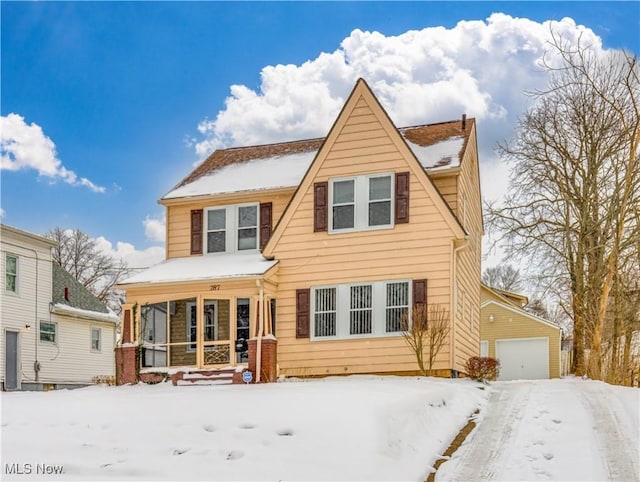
[
  {"left": 5, "top": 254, "right": 17, "bottom": 293},
  {"left": 205, "top": 203, "right": 258, "bottom": 254},
  {"left": 329, "top": 174, "right": 393, "bottom": 232}
]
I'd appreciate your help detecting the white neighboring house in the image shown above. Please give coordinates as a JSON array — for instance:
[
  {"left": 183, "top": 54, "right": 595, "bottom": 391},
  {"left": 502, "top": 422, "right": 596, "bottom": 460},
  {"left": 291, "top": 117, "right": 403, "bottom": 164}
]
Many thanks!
[{"left": 1, "top": 224, "right": 117, "bottom": 390}]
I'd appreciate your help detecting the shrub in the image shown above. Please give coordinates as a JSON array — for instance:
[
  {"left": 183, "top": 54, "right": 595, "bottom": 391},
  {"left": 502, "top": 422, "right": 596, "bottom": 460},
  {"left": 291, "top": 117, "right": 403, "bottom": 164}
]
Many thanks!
[{"left": 465, "top": 356, "right": 500, "bottom": 382}]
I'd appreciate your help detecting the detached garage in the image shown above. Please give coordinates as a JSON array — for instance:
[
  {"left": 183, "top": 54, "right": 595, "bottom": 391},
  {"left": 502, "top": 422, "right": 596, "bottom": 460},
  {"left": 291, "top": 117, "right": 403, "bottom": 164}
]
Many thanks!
[{"left": 480, "top": 284, "right": 561, "bottom": 380}]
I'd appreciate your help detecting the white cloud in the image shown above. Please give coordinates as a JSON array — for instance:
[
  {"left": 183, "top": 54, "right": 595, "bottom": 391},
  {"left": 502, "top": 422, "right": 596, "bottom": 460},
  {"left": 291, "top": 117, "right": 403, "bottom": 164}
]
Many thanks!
[
  {"left": 94, "top": 236, "right": 165, "bottom": 270},
  {"left": 194, "top": 13, "right": 604, "bottom": 165},
  {"left": 192, "top": 14, "right": 609, "bottom": 273},
  {"left": 0, "top": 208, "right": 5, "bottom": 219},
  {"left": 0, "top": 113, "right": 106, "bottom": 193},
  {"left": 143, "top": 215, "right": 166, "bottom": 243}
]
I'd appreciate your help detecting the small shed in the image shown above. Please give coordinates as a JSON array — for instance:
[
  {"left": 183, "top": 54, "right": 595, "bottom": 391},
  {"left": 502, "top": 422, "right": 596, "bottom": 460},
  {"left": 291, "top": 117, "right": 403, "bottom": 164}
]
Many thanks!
[{"left": 480, "top": 284, "right": 561, "bottom": 380}]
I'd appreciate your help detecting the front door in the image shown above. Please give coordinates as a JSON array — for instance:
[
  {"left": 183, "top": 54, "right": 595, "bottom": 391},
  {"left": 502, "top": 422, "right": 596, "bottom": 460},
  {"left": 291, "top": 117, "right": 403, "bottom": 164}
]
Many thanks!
[
  {"left": 5, "top": 330, "right": 19, "bottom": 390},
  {"left": 201, "top": 300, "right": 231, "bottom": 366}
]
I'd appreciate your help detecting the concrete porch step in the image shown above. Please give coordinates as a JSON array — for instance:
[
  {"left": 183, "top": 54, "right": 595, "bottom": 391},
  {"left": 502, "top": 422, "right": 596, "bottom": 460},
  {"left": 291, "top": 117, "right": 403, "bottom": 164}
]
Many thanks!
[{"left": 171, "top": 369, "right": 236, "bottom": 386}]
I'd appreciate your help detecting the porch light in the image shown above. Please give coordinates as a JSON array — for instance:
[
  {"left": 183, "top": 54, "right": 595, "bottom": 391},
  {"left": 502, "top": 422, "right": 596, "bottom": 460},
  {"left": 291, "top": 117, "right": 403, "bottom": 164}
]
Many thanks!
[{"left": 488, "top": 314, "right": 495, "bottom": 322}]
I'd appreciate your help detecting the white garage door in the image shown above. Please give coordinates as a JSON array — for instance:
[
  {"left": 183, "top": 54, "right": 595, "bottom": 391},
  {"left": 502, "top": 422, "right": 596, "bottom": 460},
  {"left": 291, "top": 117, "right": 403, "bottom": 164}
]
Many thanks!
[{"left": 495, "top": 337, "right": 549, "bottom": 381}]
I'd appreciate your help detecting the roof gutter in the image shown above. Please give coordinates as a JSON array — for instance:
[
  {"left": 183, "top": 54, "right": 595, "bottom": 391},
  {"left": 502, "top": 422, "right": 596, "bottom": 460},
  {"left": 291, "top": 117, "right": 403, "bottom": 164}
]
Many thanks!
[{"left": 50, "top": 303, "right": 119, "bottom": 325}]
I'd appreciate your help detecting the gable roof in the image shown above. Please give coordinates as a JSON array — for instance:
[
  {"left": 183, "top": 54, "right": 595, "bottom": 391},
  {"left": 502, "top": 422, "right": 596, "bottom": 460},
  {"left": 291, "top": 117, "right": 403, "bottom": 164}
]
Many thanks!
[
  {"left": 261, "top": 78, "right": 468, "bottom": 255},
  {"left": 161, "top": 114, "right": 474, "bottom": 201},
  {"left": 481, "top": 299, "right": 561, "bottom": 332},
  {"left": 51, "top": 263, "right": 118, "bottom": 324},
  {"left": 481, "top": 283, "right": 529, "bottom": 308}
]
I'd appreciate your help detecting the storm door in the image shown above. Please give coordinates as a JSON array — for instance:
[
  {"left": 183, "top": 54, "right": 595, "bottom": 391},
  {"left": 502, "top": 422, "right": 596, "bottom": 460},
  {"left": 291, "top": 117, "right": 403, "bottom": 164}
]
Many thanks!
[{"left": 201, "top": 300, "right": 231, "bottom": 366}]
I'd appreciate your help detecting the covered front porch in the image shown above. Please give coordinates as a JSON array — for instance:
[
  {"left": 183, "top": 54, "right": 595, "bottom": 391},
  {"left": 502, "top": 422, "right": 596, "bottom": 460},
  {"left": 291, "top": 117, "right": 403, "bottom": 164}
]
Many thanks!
[{"left": 116, "top": 253, "right": 278, "bottom": 383}]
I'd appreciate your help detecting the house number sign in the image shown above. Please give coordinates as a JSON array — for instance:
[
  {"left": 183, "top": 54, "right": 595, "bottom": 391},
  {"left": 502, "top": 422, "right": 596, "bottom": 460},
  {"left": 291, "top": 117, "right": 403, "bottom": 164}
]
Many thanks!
[{"left": 209, "top": 284, "right": 221, "bottom": 291}]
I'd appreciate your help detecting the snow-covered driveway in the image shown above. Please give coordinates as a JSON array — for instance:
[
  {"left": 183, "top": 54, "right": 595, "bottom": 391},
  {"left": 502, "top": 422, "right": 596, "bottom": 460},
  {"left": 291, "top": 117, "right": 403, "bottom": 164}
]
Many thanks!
[{"left": 437, "top": 378, "right": 640, "bottom": 481}]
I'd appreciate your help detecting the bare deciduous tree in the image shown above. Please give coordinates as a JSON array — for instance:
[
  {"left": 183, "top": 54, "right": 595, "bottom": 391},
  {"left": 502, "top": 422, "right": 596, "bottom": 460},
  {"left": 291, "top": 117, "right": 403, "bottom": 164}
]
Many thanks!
[
  {"left": 46, "top": 227, "right": 129, "bottom": 314},
  {"left": 482, "top": 265, "right": 522, "bottom": 292},
  {"left": 403, "top": 304, "right": 451, "bottom": 376},
  {"left": 486, "top": 32, "right": 639, "bottom": 380}
]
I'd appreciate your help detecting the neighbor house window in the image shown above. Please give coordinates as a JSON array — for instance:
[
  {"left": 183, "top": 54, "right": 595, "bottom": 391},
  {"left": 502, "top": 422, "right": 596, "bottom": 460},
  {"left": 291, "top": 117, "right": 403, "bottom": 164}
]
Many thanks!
[
  {"left": 40, "top": 321, "right": 57, "bottom": 344},
  {"left": 91, "top": 327, "right": 101, "bottom": 351},
  {"left": 205, "top": 203, "right": 258, "bottom": 253},
  {"left": 312, "top": 280, "right": 410, "bottom": 339},
  {"left": 330, "top": 174, "right": 393, "bottom": 232},
  {"left": 5, "top": 254, "right": 17, "bottom": 293}
]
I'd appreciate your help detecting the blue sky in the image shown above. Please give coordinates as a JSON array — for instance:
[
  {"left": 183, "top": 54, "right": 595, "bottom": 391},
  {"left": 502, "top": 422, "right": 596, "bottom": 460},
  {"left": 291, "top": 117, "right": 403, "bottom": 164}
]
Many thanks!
[{"left": 2, "top": 2, "right": 639, "bottom": 268}]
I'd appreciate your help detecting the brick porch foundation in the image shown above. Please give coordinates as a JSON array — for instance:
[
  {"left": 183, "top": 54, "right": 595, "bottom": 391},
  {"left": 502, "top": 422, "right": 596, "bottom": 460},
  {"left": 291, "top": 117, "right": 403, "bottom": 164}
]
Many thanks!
[
  {"left": 248, "top": 337, "right": 277, "bottom": 383},
  {"left": 115, "top": 345, "right": 138, "bottom": 385}
]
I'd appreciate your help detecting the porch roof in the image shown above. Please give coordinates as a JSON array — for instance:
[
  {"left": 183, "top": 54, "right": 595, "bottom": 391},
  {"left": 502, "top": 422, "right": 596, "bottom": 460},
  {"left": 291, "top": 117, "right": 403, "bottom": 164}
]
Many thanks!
[{"left": 120, "top": 252, "right": 278, "bottom": 286}]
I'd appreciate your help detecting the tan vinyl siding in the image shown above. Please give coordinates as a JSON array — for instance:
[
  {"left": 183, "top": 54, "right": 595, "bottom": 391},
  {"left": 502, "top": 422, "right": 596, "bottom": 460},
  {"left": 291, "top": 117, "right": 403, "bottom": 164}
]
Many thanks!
[
  {"left": 166, "top": 189, "right": 295, "bottom": 259},
  {"left": 272, "top": 95, "right": 456, "bottom": 377},
  {"left": 481, "top": 302, "right": 562, "bottom": 378},
  {"left": 432, "top": 175, "right": 458, "bottom": 213},
  {"left": 452, "top": 125, "right": 483, "bottom": 373}
]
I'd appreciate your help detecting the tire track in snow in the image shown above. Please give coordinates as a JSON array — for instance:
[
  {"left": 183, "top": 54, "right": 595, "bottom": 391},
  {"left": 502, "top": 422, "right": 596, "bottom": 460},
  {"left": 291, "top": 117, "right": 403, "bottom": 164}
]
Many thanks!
[
  {"left": 577, "top": 381, "right": 639, "bottom": 481},
  {"left": 442, "top": 383, "right": 532, "bottom": 481}
]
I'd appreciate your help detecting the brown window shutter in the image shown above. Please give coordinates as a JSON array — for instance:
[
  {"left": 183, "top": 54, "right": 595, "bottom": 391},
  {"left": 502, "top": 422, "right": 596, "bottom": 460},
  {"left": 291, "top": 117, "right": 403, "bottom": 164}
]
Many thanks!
[
  {"left": 190, "top": 209, "right": 203, "bottom": 255},
  {"left": 413, "top": 279, "right": 427, "bottom": 309},
  {"left": 296, "top": 288, "right": 310, "bottom": 338},
  {"left": 314, "top": 182, "right": 328, "bottom": 232},
  {"left": 259, "top": 202, "right": 273, "bottom": 250},
  {"left": 122, "top": 309, "right": 131, "bottom": 344},
  {"left": 395, "top": 172, "right": 410, "bottom": 224}
]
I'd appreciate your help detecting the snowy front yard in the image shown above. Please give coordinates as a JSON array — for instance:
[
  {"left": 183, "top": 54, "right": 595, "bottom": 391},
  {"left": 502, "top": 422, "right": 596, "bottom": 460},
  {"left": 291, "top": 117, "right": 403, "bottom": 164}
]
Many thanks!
[
  {"left": 1, "top": 376, "right": 486, "bottom": 481},
  {"left": 1, "top": 376, "right": 638, "bottom": 481}
]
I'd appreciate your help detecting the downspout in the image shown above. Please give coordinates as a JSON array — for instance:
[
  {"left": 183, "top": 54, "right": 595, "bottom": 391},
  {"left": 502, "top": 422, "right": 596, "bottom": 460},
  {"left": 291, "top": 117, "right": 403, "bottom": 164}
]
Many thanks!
[
  {"left": 450, "top": 237, "right": 469, "bottom": 372},
  {"left": 256, "top": 279, "right": 265, "bottom": 383}
]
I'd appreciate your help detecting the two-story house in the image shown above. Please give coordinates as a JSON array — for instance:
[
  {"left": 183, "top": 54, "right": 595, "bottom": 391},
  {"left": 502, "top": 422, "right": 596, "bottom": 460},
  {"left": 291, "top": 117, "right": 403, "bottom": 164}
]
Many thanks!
[
  {"left": 1, "top": 224, "right": 118, "bottom": 390},
  {"left": 117, "top": 78, "right": 482, "bottom": 384}
]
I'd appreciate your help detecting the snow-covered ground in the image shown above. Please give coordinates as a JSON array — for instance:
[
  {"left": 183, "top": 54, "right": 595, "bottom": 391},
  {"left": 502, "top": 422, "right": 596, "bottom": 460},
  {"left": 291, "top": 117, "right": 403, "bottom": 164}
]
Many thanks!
[
  {"left": 437, "top": 378, "right": 640, "bottom": 481},
  {"left": 1, "top": 376, "right": 637, "bottom": 481}
]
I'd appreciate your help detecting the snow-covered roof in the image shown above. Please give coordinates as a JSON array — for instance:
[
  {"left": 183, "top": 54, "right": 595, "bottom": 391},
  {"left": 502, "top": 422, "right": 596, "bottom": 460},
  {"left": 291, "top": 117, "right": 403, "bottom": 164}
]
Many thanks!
[
  {"left": 406, "top": 136, "right": 465, "bottom": 171},
  {"left": 162, "top": 119, "right": 473, "bottom": 201},
  {"left": 51, "top": 303, "right": 119, "bottom": 324},
  {"left": 164, "top": 151, "right": 317, "bottom": 199},
  {"left": 120, "top": 252, "right": 278, "bottom": 286}
]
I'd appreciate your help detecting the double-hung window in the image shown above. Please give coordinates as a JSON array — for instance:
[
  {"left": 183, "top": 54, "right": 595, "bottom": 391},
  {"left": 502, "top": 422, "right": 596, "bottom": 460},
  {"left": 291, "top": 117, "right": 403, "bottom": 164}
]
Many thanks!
[
  {"left": 385, "top": 281, "right": 410, "bottom": 333},
  {"left": 91, "top": 327, "right": 101, "bottom": 351},
  {"left": 314, "top": 288, "right": 337, "bottom": 337},
  {"left": 349, "top": 285, "right": 373, "bottom": 335},
  {"left": 330, "top": 174, "right": 393, "bottom": 232},
  {"left": 205, "top": 203, "right": 258, "bottom": 253},
  {"left": 5, "top": 254, "right": 17, "bottom": 293},
  {"left": 40, "top": 321, "right": 57, "bottom": 344},
  {"left": 312, "top": 280, "right": 410, "bottom": 339}
]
